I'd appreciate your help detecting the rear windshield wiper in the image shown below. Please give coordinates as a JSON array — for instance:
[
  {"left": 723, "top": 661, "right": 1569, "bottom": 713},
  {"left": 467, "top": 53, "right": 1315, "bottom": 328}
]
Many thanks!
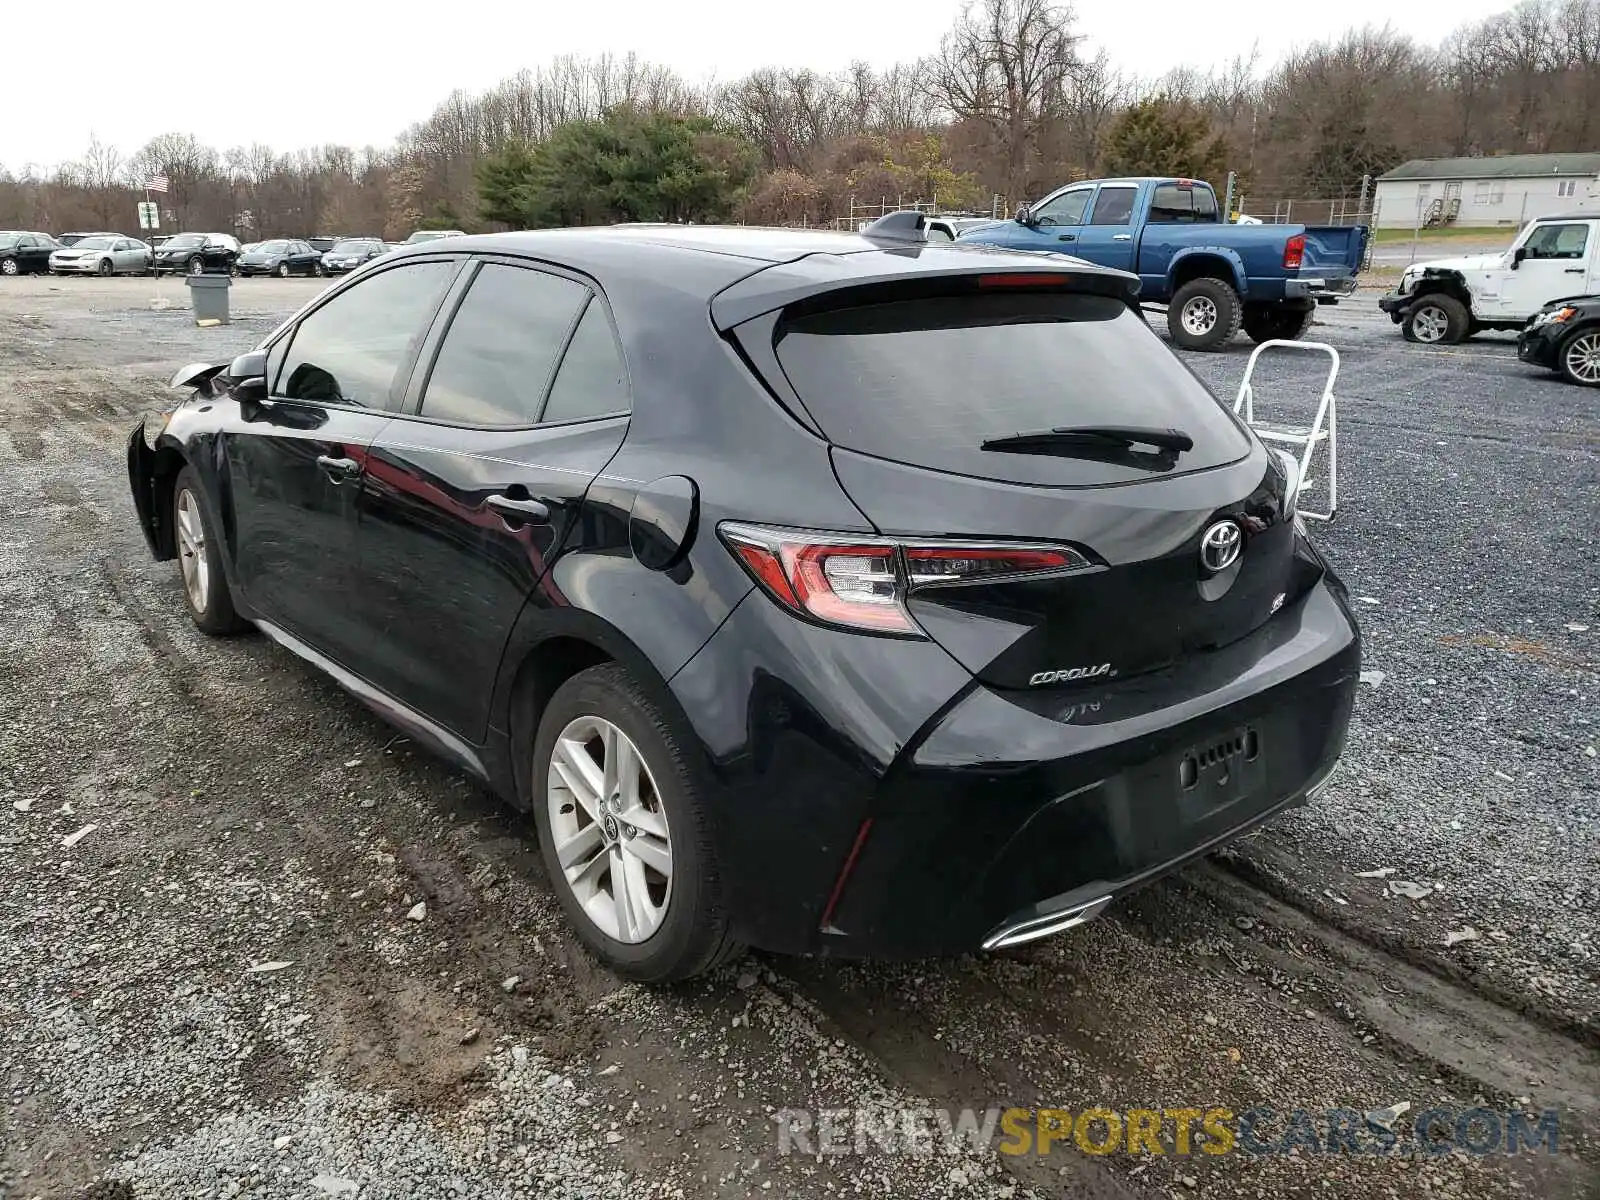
[{"left": 980, "top": 425, "right": 1195, "bottom": 455}]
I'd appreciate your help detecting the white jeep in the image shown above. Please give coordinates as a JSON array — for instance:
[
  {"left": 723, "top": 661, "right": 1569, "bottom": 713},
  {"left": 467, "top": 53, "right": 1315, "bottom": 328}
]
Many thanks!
[{"left": 1378, "top": 214, "right": 1600, "bottom": 344}]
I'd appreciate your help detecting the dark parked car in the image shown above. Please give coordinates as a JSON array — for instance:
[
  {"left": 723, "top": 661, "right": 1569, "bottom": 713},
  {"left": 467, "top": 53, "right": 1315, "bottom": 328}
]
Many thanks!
[
  {"left": 1517, "top": 294, "right": 1600, "bottom": 387},
  {"left": 237, "top": 239, "right": 324, "bottom": 277},
  {"left": 154, "top": 232, "right": 241, "bottom": 275},
  {"left": 126, "top": 221, "right": 1361, "bottom": 982},
  {"left": 0, "top": 231, "right": 60, "bottom": 275},
  {"left": 321, "top": 238, "right": 387, "bottom": 274}
]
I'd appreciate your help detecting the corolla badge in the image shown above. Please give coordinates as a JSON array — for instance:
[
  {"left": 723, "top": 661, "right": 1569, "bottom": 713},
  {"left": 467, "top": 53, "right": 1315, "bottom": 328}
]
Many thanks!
[
  {"left": 1200, "top": 520, "right": 1243, "bottom": 572},
  {"left": 1029, "top": 663, "right": 1114, "bottom": 686}
]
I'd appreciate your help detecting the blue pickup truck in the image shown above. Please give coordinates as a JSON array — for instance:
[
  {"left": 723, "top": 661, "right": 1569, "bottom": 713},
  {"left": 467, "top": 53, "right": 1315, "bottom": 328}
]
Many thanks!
[{"left": 957, "top": 177, "right": 1368, "bottom": 350}]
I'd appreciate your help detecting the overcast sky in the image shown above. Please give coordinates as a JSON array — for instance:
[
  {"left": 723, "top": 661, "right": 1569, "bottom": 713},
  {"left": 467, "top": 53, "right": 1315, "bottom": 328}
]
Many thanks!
[{"left": 3, "top": 0, "right": 1520, "bottom": 170}]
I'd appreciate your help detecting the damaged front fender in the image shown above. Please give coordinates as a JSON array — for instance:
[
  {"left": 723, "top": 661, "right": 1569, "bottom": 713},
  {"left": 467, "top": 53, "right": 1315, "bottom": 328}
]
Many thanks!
[{"left": 127, "top": 419, "right": 175, "bottom": 561}]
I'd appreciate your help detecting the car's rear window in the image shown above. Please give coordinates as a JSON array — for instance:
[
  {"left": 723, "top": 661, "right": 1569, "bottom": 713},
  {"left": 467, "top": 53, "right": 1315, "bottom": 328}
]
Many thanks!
[{"left": 771, "top": 291, "right": 1250, "bottom": 486}]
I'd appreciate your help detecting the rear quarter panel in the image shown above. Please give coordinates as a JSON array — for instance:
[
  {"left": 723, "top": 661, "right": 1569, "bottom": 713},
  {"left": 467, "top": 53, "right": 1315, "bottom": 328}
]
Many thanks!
[{"left": 1140, "top": 224, "right": 1299, "bottom": 300}]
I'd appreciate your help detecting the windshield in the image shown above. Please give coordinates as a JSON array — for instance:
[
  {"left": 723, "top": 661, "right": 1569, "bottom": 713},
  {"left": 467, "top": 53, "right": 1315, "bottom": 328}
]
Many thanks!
[
  {"left": 331, "top": 240, "right": 374, "bottom": 254},
  {"left": 256, "top": 240, "right": 289, "bottom": 253},
  {"left": 165, "top": 234, "right": 203, "bottom": 248},
  {"left": 771, "top": 289, "right": 1250, "bottom": 487},
  {"left": 75, "top": 236, "right": 116, "bottom": 250},
  {"left": 0, "top": 234, "right": 18, "bottom": 248}
]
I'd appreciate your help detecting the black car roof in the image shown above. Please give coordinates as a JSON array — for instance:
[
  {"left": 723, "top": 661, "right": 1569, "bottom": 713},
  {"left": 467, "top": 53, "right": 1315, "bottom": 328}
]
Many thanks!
[{"left": 378, "top": 225, "right": 1140, "bottom": 325}]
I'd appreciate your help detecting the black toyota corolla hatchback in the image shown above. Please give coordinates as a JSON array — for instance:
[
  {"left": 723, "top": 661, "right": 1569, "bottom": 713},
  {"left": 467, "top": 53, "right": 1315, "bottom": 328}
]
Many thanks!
[{"left": 127, "top": 217, "right": 1360, "bottom": 981}]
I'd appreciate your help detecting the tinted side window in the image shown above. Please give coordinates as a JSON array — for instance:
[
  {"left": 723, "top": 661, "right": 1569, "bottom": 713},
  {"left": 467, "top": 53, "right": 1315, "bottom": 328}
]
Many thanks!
[
  {"left": 278, "top": 260, "right": 456, "bottom": 409},
  {"left": 420, "top": 263, "right": 589, "bottom": 426},
  {"left": 1149, "top": 184, "right": 1219, "bottom": 223},
  {"left": 542, "top": 299, "right": 630, "bottom": 424},
  {"left": 1088, "top": 187, "right": 1136, "bottom": 226}
]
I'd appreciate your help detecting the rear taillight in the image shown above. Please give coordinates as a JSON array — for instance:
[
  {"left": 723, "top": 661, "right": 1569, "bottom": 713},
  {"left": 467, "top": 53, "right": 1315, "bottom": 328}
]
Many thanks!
[
  {"left": 1283, "top": 234, "right": 1306, "bottom": 271},
  {"left": 719, "top": 522, "right": 1091, "bottom": 635}
]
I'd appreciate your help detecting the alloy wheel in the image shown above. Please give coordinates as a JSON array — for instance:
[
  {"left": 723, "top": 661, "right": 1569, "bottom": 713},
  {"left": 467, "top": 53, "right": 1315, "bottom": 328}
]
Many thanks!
[
  {"left": 175, "top": 489, "right": 209, "bottom": 611},
  {"left": 1566, "top": 332, "right": 1600, "bottom": 384},
  {"left": 546, "top": 715, "right": 672, "bottom": 944},
  {"left": 1411, "top": 304, "right": 1449, "bottom": 343},
  {"left": 1181, "top": 295, "right": 1218, "bottom": 337},
  {"left": 0, "top": 258, "right": 17, "bottom": 276},
  {"left": 188, "top": 257, "right": 203, "bottom": 276}
]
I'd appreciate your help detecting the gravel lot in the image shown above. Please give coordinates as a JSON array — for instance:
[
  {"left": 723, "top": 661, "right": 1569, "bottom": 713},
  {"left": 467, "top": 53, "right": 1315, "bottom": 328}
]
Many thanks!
[{"left": 1, "top": 276, "right": 1596, "bottom": 1200}]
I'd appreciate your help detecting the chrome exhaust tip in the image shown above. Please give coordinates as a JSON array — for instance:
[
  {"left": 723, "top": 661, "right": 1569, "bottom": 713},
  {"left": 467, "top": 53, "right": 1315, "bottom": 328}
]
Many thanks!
[{"left": 981, "top": 893, "right": 1114, "bottom": 952}]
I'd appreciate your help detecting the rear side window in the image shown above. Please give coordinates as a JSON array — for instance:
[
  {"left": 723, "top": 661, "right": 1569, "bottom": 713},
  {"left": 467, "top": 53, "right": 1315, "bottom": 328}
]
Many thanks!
[
  {"left": 1149, "top": 184, "right": 1218, "bottom": 223},
  {"left": 1088, "top": 186, "right": 1136, "bottom": 225},
  {"left": 541, "top": 298, "right": 630, "bottom": 424},
  {"left": 420, "top": 264, "right": 589, "bottom": 426},
  {"left": 771, "top": 291, "right": 1250, "bottom": 486},
  {"left": 277, "top": 260, "right": 456, "bottom": 409}
]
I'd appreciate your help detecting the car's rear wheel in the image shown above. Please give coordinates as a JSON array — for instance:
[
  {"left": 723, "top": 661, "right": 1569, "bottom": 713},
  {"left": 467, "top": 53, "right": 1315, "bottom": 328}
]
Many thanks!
[
  {"left": 1559, "top": 328, "right": 1600, "bottom": 387},
  {"left": 1401, "top": 294, "right": 1468, "bottom": 345},
  {"left": 1167, "top": 277, "right": 1242, "bottom": 351},
  {"left": 172, "top": 467, "right": 246, "bottom": 635},
  {"left": 1242, "top": 304, "right": 1314, "bottom": 344},
  {"left": 314, "top": 261, "right": 325, "bottom": 276},
  {"left": 532, "top": 663, "right": 742, "bottom": 982}
]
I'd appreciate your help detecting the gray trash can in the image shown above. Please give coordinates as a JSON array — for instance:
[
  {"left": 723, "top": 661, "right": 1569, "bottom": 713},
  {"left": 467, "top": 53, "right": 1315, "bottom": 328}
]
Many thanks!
[{"left": 185, "top": 273, "right": 231, "bottom": 325}]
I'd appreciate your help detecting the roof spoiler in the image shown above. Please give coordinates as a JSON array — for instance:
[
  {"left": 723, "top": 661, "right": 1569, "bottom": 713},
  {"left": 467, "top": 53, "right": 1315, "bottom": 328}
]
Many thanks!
[{"left": 858, "top": 210, "right": 927, "bottom": 243}]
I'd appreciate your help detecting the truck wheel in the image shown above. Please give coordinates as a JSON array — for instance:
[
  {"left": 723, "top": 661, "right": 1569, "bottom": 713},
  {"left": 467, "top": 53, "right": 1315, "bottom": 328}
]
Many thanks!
[
  {"left": 1168, "top": 278, "right": 1243, "bottom": 351},
  {"left": 1243, "top": 305, "right": 1314, "bottom": 344},
  {"left": 1401, "top": 294, "right": 1469, "bottom": 345}
]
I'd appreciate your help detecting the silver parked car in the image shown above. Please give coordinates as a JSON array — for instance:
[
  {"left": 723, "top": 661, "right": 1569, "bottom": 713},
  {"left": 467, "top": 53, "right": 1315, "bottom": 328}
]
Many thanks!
[{"left": 50, "top": 234, "right": 152, "bottom": 276}]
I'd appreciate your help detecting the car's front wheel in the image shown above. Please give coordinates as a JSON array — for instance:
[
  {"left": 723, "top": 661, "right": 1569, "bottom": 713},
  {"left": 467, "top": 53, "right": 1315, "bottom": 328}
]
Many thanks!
[
  {"left": 187, "top": 256, "right": 204, "bottom": 276},
  {"left": 172, "top": 467, "right": 247, "bottom": 635},
  {"left": 0, "top": 257, "right": 18, "bottom": 276},
  {"left": 532, "top": 663, "right": 742, "bottom": 982},
  {"left": 96, "top": 258, "right": 113, "bottom": 277},
  {"left": 1560, "top": 327, "right": 1600, "bottom": 387},
  {"left": 1401, "top": 294, "right": 1469, "bottom": 345},
  {"left": 276, "top": 262, "right": 290, "bottom": 278}
]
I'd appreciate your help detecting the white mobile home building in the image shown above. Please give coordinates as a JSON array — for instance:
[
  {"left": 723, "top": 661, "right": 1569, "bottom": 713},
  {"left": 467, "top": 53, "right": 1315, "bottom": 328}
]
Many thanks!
[{"left": 1374, "top": 153, "right": 1600, "bottom": 229}]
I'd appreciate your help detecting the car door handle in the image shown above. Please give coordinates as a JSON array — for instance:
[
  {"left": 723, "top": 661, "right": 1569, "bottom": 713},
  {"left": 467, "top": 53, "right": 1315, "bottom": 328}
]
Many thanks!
[
  {"left": 1564, "top": 267, "right": 1585, "bottom": 273},
  {"left": 487, "top": 494, "right": 550, "bottom": 524},
  {"left": 316, "top": 454, "right": 360, "bottom": 479},
  {"left": 1113, "top": 233, "right": 1132, "bottom": 241},
  {"left": 1057, "top": 233, "right": 1076, "bottom": 241}
]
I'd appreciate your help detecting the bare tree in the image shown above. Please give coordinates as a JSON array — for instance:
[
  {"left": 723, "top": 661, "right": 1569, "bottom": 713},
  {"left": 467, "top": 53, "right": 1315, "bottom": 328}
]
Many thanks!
[{"left": 925, "top": 0, "right": 1080, "bottom": 196}]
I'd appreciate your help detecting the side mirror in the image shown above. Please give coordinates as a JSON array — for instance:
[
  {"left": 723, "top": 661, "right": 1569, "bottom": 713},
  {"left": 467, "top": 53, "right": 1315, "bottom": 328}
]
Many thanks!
[
  {"left": 1511, "top": 246, "right": 1527, "bottom": 268},
  {"left": 1015, "top": 203, "right": 1032, "bottom": 225},
  {"left": 227, "top": 349, "right": 268, "bottom": 382}
]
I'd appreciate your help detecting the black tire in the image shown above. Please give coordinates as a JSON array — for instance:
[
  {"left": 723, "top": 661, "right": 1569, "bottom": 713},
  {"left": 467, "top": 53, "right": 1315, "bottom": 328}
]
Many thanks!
[
  {"left": 1242, "top": 304, "right": 1314, "bottom": 344},
  {"left": 187, "top": 256, "right": 204, "bottom": 276},
  {"left": 1401, "top": 293, "right": 1469, "bottom": 345},
  {"left": 314, "top": 261, "right": 325, "bottom": 277},
  {"left": 276, "top": 261, "right": 290, "bottom": 278},
  {"left": 0, "top": 256, "right": 18, "bottom": 277},
  {"left": 1557, "top": 326, "right": 1600, "bottom": 388},
  {"left": 96, "top": 257, "right": 112, "bottom": 277},
  {"left": 531, "top": 662, "right": 743, "bottom": 983},
  {"left": 1167, "top": 277, "right": 1243, "bottom": 351},
  {"left": 171, "top": 467, "right": 247, "bottom": 636}
]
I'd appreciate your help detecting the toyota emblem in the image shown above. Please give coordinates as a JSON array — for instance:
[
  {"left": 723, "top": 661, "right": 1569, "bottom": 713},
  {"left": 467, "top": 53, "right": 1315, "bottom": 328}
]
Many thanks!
[{"left": 1200, "top": 520, "right": 1243, "bottom": 572}]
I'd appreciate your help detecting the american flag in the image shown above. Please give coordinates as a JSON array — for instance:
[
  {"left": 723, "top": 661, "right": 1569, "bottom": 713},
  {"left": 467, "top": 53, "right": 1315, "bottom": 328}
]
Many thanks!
[{"left": 145, "top": 175, "right": 169, "bottom": 194}]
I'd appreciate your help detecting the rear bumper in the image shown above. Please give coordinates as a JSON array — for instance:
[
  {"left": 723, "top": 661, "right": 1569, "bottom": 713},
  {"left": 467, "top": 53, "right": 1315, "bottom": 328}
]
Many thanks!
[
  {"left": 671, "top": 570, "right": 1361, "bottom": 959},
  {"left": 1286, "top": 275, "right": 1358, "bottom": 301}
]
